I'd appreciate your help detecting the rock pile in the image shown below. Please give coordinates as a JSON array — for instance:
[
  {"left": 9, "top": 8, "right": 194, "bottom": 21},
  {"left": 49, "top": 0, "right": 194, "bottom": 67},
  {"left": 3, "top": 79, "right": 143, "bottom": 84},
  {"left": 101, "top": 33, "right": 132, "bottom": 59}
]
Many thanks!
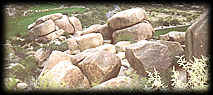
[
  {"left": 28, "top": 13, "right": 82, "bottom": 41},
  {"left": 28, "top": 8, "right": 208, "bottom": 90}
]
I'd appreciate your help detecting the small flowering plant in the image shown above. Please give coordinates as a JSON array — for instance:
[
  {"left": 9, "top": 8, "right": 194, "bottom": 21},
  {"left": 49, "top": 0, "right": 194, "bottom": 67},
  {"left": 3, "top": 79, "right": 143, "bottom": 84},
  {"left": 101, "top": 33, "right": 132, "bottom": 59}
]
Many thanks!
[{"left": 144, "top": 55, "right": 208, "bottom": 91}]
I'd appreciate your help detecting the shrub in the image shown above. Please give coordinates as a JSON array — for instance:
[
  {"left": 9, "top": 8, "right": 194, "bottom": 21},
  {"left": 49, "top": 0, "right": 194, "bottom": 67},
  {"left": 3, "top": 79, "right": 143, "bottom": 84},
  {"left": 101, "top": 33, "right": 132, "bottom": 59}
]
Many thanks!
[
  {"left": 144, "top": 55, "right": 209, "bottom": 91},
  {"left": 145, "top": 68, "right": 167, "bottom": 91},
  {"left": 172, "top": 56, "right": 208, "bottom": 91}
]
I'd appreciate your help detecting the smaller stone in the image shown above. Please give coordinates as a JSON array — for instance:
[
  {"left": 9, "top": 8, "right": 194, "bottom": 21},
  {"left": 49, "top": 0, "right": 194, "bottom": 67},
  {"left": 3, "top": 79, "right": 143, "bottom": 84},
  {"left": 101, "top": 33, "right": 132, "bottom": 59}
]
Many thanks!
[
  {"left": 75, "top": 33, "right": 103, "bottom": 51},
  {"left": 34, "top": 48, "right": 51, "bottom": 63},
  {"left": 81, "top": 24, "right": 102, "bottom": 35},
  {"left": 17, "top": 82, "right": 28, "bottom": 89},
  {"left": 31, "top": 19, "right": 56, "bottom": 36},
  {"left": 58, "top": 36, "right": 66, "bottom": 41},
  {"left": 159, "top": 31, "right": 185, "bottom": 44},
  {"left": 115, "top": 41, "right": 131, "bottom": 52},
  {"left": 54, "top": 15, "right": 75, "bottom": 34}
]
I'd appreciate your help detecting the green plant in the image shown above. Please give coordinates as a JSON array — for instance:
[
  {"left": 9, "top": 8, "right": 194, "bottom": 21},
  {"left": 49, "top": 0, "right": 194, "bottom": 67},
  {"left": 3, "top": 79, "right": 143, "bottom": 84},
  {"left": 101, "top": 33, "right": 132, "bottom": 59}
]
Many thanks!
[
  {"left": 41, "top": 40, "right": 69, "bottom": 52},
  {"left": 35, "top": 70, "right": 67, "bottom": 90},
  {"left": 5, "top": 7, "right": 86, "bottom": 39},
  {"left": 4, "top": 76, "right": 20, "bottom": 90}
]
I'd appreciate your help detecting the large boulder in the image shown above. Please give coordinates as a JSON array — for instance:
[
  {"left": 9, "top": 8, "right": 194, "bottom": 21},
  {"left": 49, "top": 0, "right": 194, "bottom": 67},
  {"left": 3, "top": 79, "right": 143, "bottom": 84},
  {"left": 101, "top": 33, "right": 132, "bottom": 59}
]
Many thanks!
[
  {"left": 54, "top": 15, "right": 75, "bottom": 34},
  {"left": 45, "top": 50, "right": 73, "bottom": 70},
  {"left": 30, "top": 19, "right": 56, "bottom": 36},
  {"left": 70, "top": 44, "right": 116, "bottom": 65},
  {"left": 125, "top": 40, "right": 172, "bottom": 76},
  {"left": 156, "top": 40, "right": 184, "bottom": 63},
  {"left": 69, "top": 16, "right": 83, "bottom": 32},
  {"left": 75, "top": 33, "right": 103, "bottom": 51},
  {"left": 185, "top": 11, "right": 209, "bottom": 60},
  {"left": 70, "top": 48, "right": 98, "bottom": 65},
  {"left": 90, "top": 76, "right": 139, "bottom": 90},
  {"left": 159, "top": 31, "right": 185, "bottom": 44},
  {"left": 77, "top": 51, "right": 121, "bottom": 86},
  {"left": 38, "top": 61, "right": 90, "bottom": 89},
  {"left": 112, "top": 22, "right": 154, "bottom": 44},
  {"left": 107, "top": 8, "right": 146, "bottom": 30}
]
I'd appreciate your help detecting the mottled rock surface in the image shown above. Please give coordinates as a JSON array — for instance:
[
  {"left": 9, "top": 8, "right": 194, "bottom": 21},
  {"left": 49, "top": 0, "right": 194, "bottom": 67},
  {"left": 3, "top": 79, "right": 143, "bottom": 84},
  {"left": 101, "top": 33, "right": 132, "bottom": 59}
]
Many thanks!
[
  {"left": 77, "top": 51, "right": 121, "bottom": 86},
  {"left": 185, "top": 11, "right": 209, "bottom": 60},
  {"left": 125, "top": 40, "right": 172, "bottom": 76}
]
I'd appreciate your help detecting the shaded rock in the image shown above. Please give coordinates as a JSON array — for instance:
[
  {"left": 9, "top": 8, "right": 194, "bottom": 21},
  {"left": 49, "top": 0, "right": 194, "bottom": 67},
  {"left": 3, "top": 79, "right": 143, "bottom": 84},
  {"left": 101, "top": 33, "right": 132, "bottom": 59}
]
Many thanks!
[
  {"left": 97, "top": 24, "right": 113, "bottom": 40},
  {"left": 156, "top": 40, "right": 184, "bottom": 63},
  {"left": 121, "top": 59, "right": 131, "bottom": 68},
  {"left": 54, "top": 15, "right": 75, "bottom": 34},
  {"left": 39, "top": 61, "right": 90, "bottom": 89},
  {"left": 77, "top": 51, "right": 121, "bottom": 86},
  {"left": 75, "top": 33, "right": 103, "bottom": 51},
  {"left": 107, "top": 8, "right": 146, "bottom": 30},
  {"left": 45, "top": 29, "right": 65, "bottom": 40},
  {"left": 159, "top": 31, "right": 185, "bottom": 44},
  {"left": 112, "top": 22, "right": 154, "bottom": 44},
  {"left": 115, "top": 41, "right": 131, "bottom": 52},
  {"left": 125, "top": 40, "right": 172, "bottom": 76},
  {"left": 69, "top": 16, "right": 83, "bottom": 32},
  {"left": 34, "top": 48, "right": 51, "bottom": 66},
  {"left": 90, "top": 76, "right": 139, "bottom": 90},
  {"left": 185, "top": 11, "right": 209, "bottom": 60},
  {"left": 36, "top": 36, "right": 50, "bottom": 44},
  {"left": 30, "top": 19, "right": 56, "bottom": 36},
  {"left": 118, "top": 66, "right": 135, "bottom": 77}
]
